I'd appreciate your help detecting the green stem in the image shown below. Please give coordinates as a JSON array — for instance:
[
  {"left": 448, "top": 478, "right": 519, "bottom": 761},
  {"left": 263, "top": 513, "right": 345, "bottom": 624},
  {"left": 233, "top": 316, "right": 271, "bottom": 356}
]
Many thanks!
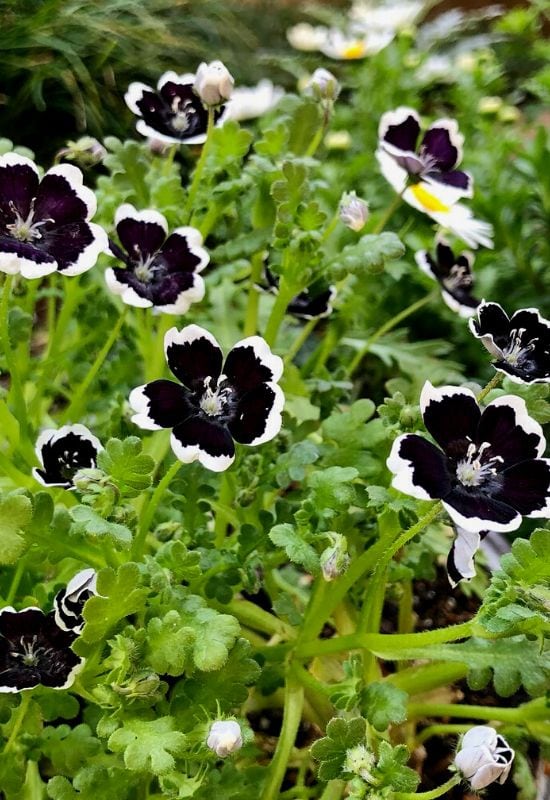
[
  {"left": 371, "top": 192, "right": 404, "bottom": 235},
  {"left": 284, "top": 318, "right": 318, "bottom": 365},
  {"left": 3, "top": 692, "right": 31, "bottom": 753},
  {"left": 261, "top": 667, "right": 304, "bottom": 800},
  {"left": 244, "top": 253, "right": 265, "bottom": 336},
  {"left": 300, "top": 502, "right": 442, "bottom": 643},
  {"left": 407, "top": 699, "right": 548, "bottom": 724},
  {"left": 214, "top": 471, "right": 234, "bottom": 549},
  {"left": 264, "top": 279, "right": 296, "bottom": 348},
  {"left": 476, "top": 371, "right": 504, "bottom": 403},
  {"left": 1, "top": 274, "right": 29, "bottom": 444},
  {"left": 386, "top": 663, "right": 469, "bottom": 695},
  {"left": 5, "top": 557, "right": 27, "bottom": 605},
  {"left": 186, "top": 107, "right": 215, "bottom": 219},
  {"left": 319, "top": 780, "right": 345, "bottom": 800},
  {"left": 348, "top": 290, "right": 438, "bottom": 376},
  {"left": 304, "top": 106, "right": 331, "bottom": 159},
  {"left": 60, "top": 306, "right": 127, "bottom": 423},
  {"left": 295, "top": 619, "right": 475, "bottom": 660},
  {"left": 394, "top": 774, "right": 461, "bottom": 800},
  {"left": 415, "top": 724, "right": 471, "bottom": 745},
  {"left": 224, "top": 598, "right": 296, "bottom": 640},
  {"left": 133, "top": 459, "right": 181, "bottom": 559}
]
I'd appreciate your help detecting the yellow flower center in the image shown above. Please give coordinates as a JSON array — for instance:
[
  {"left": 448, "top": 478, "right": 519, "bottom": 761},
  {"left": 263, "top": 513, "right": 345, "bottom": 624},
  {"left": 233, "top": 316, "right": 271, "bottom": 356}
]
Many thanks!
[
  {"left": 342, "top": 41, "right": 366, "bottom": 59},
  {"left": 409, "top": 184, "right": 451, "bottom": 213}
]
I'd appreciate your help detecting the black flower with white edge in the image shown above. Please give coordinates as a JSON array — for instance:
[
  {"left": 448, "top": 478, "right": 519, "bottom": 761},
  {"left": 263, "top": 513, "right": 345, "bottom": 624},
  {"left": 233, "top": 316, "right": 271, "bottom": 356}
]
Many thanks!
[
  {"left": 469, "top": 302, "right": 550, "bottom": 384},
  {"left": 387, "top": 381, "right": 550, "bottom": 533},
  {"left": 376, "top": 106, "right": 473, "bottom": 204},
  {"left": 106, "top": 204, "right": 208, "bottom": 314},
  {"left": 125, "top": 70, "right": 225, "bottom": 145},
  {"left": 415, "top": 236, "right": 479, "bottom": 318},
  {"left": 0, "top": 154, "right": 108, "bottom": 279},
  {"left": 33, "top": 424, "right": 102, "bottom": 489},
  {"left": 130, "top": 325, "right": 285, "bottom": 472},
  {"left": 258, "top": 266, "right": 336, "bottom": 320},
  {"left": 0, "top": 607, "right": 83, "bottom": 692},
  {"left": 54, "top": 569, "right": 98, "bottom": 635}
]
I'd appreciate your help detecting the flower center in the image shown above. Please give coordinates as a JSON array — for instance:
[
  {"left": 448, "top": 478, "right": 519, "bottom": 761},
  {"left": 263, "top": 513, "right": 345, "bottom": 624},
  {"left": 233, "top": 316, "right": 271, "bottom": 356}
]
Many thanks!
[
  {"left": 6, "top": 201, "right": 51, "bottom": 243},
  {"left": 442, "top": 264, "right": 472, "bottom": 292},
  {"left": 342, "top": 41, "right": 366, "bottom": 59},
  {"left": 503, "top": 328, "right": 536, "bottom": 366},
  {"left": 11, "top": 635, "right": 48, "bottom": 667},
  {"left": 456, "top": 442, "right": 503, "bottom": 487},
  {"left": 170, "top": 97, "right": 197, "bottom": 133},
  {"left": 199, "top": 377, "right": 234, "bottom": 418}
]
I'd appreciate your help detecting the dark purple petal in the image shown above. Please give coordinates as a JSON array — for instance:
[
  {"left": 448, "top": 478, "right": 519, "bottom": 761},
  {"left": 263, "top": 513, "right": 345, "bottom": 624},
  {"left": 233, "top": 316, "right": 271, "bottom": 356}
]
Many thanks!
[
  {"left": 171, "top": 416, "right": 235, "bottom": 471},
  {"left": 156, "top": 231, "right": 203, "bottom": 274},
  {"left": 288, "top": 287, "right": 335, "bottom": 319},
  {"left": 443, "top": 486, "right": 520, "bottom": 532},
  {"left": 389, "top": 434, "right": 453, "bottom": 499},
  {"left": 34, "top": 172, "right": 89, "bottom": 225},
  {"left": 40, "top": 222, "right": 96, "bottom": 273},
  {"left": 116, "top": 218, "right": 166, "bottom": 263},
  {"left": 165, "top": 326, "right": 223, "bottom": 389},
  {"left": 381, "top": 110, "right": 421, "bottom": 152},
  {"left": 471, "top": 302, "right": 511, "bottom": 348},
  {"left": 421, "top": 125, "right": 460, "bottom": 171},
  {"left": 0, "top": 236, "right": 56, "bottom": 269},
  {"left": 435, "top": 239, "right": 456, "bottom": 272},
  {"left": 477, "top": 400, "right": 544, "bottom": 466},
  {"left": 151, "top": 271, "right": 197, "bottom": 306},
  {"left": 224, "top": 338, "right": 282, "bottom": 394},
  {"left": 426, "top": 169, "right": 472, "bottom": 191},
  {"left": 421, "top": 384, "right": 480, "bottom": 455},
  {"left": 0, "top": 156, "right": 39, "bottom": 224},
  {"left": 134, "top": 379, "right": 192, "bottom": 428},
  {"left": 228, "top": 383, "right": 281, "bottom": 445},
  {"left": 135, "top": 81, "right": 211, "bottom": 142},
  {"left": 494, "top": 459, "right": 550, "bottom": 516}
]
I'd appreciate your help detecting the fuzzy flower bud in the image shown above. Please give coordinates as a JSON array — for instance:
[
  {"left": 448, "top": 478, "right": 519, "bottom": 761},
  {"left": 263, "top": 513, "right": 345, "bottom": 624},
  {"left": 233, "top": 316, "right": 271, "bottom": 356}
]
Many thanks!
[
  {"left": 339, "top": 191, "right": 369, "bottom": 232},
  {"left": 307, "top": 68, "right": 340, "bottom": 103},
  {"left": 344, "top": 744, "right": 376, "bottom": 784},
  {"left": 207, "top": 720, "right": 243, "bottom": 757},
  {"left": 194, "top": 61, "right": 234, "bottom": 107},
  {"left": 320, "top": 533, "right": 350, "bottom": 581},
  {"left": 454, "top": 726, "right": 514, "bottom": 790},
  {"left": 55, "top": 136, "right": 107, "bottom": 167}
]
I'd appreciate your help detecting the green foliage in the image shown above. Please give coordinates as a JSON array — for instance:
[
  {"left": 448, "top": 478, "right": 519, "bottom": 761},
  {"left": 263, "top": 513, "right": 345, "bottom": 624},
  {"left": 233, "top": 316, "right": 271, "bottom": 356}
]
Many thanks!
[
  {"left": 373, "top": 741, "right": 420, "bottom": 794},
  {"left": 108, "top": 716, "right": 187, "bottom": 775},
  {"left": 328, "top": 233, "right": 405, "bottom": 280},
  {"left": 360, "top": 683, "right": 408, "bottom": 732},
  {"left": 478, "top": 529, "right": 550, "bottom": 635},
  {"left": 310, "top": 717, "right": 367, "bottom": 782},
  {"left": 80, "top": 564, "right": 148, "bottom": 644},
  {"left": 0, "top": 492, "right": 32, "bottom": 564},
  {"left": 97, "top": 437, "right": 154, "bottom": 499},
  {"left": 268, "top": 523, "right": 320, "bottom": 575}
]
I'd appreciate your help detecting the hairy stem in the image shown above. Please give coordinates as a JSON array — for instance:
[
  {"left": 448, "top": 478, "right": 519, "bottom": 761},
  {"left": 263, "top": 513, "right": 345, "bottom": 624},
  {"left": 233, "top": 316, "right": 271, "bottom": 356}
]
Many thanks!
[
  {"left": 133, "top": 459, "right": 181, "bottom": 559},
  {"left": 394, "top": 774, "right": 461, "bottom": 800},
  {"left": 243, "top": 253, "right": 264, "bottom": 337},
  {"left": 186, "top": 107, "right": 215, "bottom": 219},
  {"left": 476, "top": 371, "right": 504, "bottom": 403},
  {"left": 261, "top": 667, "right": 304, "bottom": 800}
]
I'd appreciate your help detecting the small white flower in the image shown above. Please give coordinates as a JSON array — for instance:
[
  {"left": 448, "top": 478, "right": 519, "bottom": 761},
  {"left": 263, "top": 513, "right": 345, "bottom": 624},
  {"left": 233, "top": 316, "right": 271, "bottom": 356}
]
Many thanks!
[
  {"left": 207, "top": 720, "right": 243, "bottom": 757},
  {"left": 286, "top": 22, "right": 328, "bottom": 52},
  {"left": 350, "top": 0, "right": 425, "bottom": 33},
  {"left": 306, "top": 68, "right": 340, "bottom": 102},
  {"left": 222, "top": 80, "right": 284, "bottom": 122},
  {"left": 339, "top": 192, "right": 369, "bottom": 232},
  {"left": 320, "top": 27, "right": 394, "bottom": 60},
  {"left": 455, "top": 726, "right": 514, "bottom": 790},
  {"left": 194, "top": 61, "right": 234, "bottom": 107}
]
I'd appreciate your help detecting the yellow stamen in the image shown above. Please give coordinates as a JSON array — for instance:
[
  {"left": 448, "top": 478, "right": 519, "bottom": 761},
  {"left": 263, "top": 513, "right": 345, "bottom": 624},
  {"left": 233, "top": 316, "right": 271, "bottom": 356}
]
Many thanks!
[
  {"left": 409, "top": 184, "right": 450, "bottom": 213},
  {"left": 342, "top": 41, "right": 367, "bottom": 59}
]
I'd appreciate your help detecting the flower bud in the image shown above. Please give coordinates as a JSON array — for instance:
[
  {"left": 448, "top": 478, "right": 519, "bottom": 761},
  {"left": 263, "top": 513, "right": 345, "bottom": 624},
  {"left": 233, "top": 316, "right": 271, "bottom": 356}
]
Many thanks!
[
  {"left": 306, "top": 68, "right": 340, "bottom": 102},
  {"left": 339, "top": 191, "right": 369, "bottom": 232},
  {"left": 320, "top": 534, "right": 350, "bottom": 581},
  {"left": 55, "top": 136, "right": 107, "bottom": 167},
  {"left": 207, "top": 720, "right": 243, "bottom": 757},
  {"left": 344, "top": 744, "right": 376, "bottom": 783},
  {"left": 454, "top": 726, "right": 514, "bottom": 790},
  {"left": 194, "top": 61, "right": 234, "bottom": 107},
  {"left": 325, "top": 131, "right": 352, "bottom": 150}
]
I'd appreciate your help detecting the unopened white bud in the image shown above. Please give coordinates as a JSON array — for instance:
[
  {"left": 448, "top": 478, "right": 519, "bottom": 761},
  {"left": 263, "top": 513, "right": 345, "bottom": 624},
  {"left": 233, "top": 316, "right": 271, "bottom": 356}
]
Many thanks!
[
  {"left": 194, "top": 61, "right": 234, "bottom": 107},
  {"left": 307, "top": 68, "right": 340, "bottom": 102},
  {"left": 344, "top": 744, "right": 376, "bottom": 783},
  {"left": 339, "top": 192, "right": 369, "bottom": 232},
  {"left": 207, "top": 720, "right": 243, "bottom": 757},
  {"left": 320, "top": 533, "right": 350, "bottom": 581},
  {"left": 56, "top": 137, "right": 107, "bottom": 167},
  {"left": 454, "top": 726, "right": 514, "bottom": 791}
]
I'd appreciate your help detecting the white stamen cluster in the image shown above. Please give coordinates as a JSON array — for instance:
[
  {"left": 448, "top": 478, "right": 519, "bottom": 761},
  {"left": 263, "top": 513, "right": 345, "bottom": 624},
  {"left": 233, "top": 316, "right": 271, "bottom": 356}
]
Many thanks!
[{"left": 455, "top": 441, "right": 502, "bottom": 487}]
